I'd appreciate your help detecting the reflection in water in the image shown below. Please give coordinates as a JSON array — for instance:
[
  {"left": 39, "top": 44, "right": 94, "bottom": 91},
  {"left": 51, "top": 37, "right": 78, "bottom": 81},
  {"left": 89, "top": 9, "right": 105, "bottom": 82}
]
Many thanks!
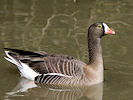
[
  {"left": 6, "top": 79, "right": 37, "bottom": 96},
  {"left": 0, "top": 0, "right": 133, "bottom": 100},
  {"left": 5, "top": 78, "right": 103, "bottom": 100}
]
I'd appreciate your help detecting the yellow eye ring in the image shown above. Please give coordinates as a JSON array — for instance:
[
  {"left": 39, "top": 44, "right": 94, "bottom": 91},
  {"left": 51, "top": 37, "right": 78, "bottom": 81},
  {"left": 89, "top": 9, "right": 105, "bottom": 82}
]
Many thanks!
[{"left": 97, "top": 25, "right": 102, "bottom": 29}]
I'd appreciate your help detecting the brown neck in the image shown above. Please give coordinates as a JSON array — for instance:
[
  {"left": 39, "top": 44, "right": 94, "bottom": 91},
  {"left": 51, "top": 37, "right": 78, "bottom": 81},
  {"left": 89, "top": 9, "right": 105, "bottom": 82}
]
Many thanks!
[{"left": 88, "top": 35, "right": 103, "bottom": 67}]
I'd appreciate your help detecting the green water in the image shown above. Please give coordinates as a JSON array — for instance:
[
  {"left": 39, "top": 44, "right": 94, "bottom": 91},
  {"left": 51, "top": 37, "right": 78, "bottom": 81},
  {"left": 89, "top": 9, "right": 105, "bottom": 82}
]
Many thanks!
[{"left": 0, "top": 0, "right": 133, "bottom": 100}]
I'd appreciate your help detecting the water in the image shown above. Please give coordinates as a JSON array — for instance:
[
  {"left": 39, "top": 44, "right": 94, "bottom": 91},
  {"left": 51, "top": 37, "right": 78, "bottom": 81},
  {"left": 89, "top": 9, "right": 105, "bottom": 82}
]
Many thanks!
[{"left": 0, "top": 0, "right": 133, "bottom": 100}]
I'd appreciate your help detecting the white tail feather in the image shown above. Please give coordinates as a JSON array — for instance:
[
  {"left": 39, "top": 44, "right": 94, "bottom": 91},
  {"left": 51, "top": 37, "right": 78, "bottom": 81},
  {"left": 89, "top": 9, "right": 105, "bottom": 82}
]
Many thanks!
[
  {"left": 4, "top": 51, "right": 39, "bottom": 80},
  {"left": 5, "top": 51, "right": 22, "bottom": 68}
]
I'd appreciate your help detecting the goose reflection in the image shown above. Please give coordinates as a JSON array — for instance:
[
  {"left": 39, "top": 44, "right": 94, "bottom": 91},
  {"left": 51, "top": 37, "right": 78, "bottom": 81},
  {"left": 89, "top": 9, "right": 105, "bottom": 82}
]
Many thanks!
[{"left": 5, "top": 78, "right": 103, "bottom": 100}]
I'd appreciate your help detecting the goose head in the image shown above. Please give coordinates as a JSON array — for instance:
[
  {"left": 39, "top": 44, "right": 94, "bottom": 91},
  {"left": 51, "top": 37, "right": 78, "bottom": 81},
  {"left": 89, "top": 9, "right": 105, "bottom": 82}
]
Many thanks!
[{"left": 88, "top": 22, "right": 115, "bottom": 38}]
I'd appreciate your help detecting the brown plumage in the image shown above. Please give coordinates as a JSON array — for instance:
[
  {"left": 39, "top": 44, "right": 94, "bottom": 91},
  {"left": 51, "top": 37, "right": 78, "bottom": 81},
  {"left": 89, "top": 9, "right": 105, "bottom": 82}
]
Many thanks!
[{"left": 4, "top": 22, "right": 115, "bottom": 86}]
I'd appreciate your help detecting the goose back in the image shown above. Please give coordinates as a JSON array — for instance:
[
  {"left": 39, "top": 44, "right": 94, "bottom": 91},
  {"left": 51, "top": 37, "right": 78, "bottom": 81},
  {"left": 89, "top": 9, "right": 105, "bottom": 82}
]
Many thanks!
[{"left": 5, "top": 48, "right": 88, "bottom": 86}]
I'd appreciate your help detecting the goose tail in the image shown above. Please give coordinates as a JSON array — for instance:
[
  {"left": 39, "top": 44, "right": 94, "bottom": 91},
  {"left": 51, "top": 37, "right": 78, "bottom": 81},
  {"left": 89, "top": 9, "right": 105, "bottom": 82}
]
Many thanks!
[{"left": 4, "top": 50, "right": 39, "bottom": 80}]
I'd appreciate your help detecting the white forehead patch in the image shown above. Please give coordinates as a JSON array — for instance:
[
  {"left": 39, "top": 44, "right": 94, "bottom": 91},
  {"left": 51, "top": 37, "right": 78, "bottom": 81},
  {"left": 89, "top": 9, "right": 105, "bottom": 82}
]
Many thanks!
[{"left": 103, "top": 23, "right": 109, "bottom": 33}]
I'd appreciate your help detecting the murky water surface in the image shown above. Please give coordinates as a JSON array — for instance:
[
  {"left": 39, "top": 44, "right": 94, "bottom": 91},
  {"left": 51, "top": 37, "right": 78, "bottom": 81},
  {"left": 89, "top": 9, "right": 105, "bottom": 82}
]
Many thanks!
[{"left": 0, "top": 0, "right": 133, "bottom": 100}]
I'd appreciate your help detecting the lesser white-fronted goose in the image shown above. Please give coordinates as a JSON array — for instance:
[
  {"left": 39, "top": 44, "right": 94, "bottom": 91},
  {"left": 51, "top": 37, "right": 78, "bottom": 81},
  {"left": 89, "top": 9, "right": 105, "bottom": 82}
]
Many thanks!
[{"left": 4, "top": 22, "right": 115, "bottom": 86}]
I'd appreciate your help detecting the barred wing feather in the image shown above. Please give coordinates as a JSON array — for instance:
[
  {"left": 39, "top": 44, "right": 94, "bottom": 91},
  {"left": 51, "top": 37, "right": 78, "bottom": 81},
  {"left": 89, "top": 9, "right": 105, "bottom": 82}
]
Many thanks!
[{"left": 4, "top": 48, "right": 87, "bottom": 85}]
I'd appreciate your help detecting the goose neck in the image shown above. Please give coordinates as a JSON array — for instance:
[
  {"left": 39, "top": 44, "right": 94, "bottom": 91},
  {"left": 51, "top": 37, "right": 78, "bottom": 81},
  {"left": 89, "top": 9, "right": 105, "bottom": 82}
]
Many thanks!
[{"left": 88, "top": 36, "right": 103, "bottom": 68}]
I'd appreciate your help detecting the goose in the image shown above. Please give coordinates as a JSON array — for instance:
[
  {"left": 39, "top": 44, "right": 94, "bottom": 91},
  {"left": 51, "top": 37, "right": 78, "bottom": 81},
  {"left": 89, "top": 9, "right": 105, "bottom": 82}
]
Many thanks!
[{"left": 4, "top": 22, "right": 115, "bottom": 86}]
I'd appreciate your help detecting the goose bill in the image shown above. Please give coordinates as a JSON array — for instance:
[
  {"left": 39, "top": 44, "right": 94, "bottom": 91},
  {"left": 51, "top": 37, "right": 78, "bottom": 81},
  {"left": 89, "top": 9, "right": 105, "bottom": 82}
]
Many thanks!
[
  {"left": 103, "top": 23, "right": 115, "bottom": 35},
  {"left": 105, "top": 28, "right": 115, "bottom": 35}
]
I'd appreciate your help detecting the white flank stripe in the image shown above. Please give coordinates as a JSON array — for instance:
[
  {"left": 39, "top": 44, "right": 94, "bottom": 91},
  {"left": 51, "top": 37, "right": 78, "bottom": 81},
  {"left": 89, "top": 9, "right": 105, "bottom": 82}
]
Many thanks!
[{"left": 44, "top": 73, "right": 72, "bottom": 78}]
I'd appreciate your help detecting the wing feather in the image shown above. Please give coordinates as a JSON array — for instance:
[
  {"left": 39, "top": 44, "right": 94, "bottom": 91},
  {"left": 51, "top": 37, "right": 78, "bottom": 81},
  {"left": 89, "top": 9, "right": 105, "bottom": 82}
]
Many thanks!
[
  {"left": 27, "top": 56, "right": 86, "bottom": 77},
  {"left": 4, "top": 48, "right": 87, "bottom": 85}
]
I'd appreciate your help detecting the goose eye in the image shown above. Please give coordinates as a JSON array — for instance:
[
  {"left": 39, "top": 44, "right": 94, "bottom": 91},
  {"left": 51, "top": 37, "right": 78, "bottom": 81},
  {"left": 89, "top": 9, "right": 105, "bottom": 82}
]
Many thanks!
[{"left": 97, "top": 25, "right": 102, "bottom": 29}]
